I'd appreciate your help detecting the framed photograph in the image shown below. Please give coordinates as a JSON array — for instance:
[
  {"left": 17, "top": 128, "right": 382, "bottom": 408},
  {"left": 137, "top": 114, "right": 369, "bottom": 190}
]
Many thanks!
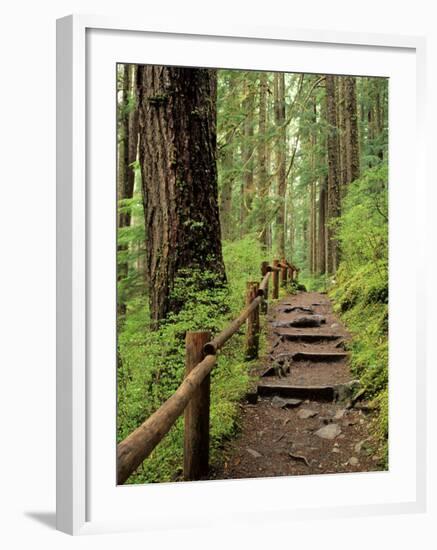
[{"left": 56, "top": 15, "right": 426, "bottom": 535}]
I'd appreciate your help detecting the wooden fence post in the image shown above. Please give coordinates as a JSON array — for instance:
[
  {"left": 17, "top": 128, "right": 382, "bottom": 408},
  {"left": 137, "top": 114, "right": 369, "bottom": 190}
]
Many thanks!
[
  {"left": 272, "top": 259, "right": 279, "bottom": 299},
  {"left": 261, "top": 261, "right": 269, "bottom": 314},
  {"left": 184, "top": 331, "right": 211, "bottom": 481},
  {"left": 281, "top": 257, "right": 288, "bottom": 287},
  {"left": 245, "top": 281, "right": 259, "bottom": 360}
]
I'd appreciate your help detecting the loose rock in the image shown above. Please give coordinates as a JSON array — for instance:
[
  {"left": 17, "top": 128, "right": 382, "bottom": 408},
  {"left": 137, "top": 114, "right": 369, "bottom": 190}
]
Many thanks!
[
  {"left": 349, "top": 457, "right": 359, "bottom": 466},
  {"left": 271, "top": 396, "right": 302, "bottom": 409},
  {"left": 298, "top": 408, "right": 318, "bottom": 420},
  {"left": 246, "top": 448, "right": 262, "bottom": 458},
  {"left": 314, "top": 423, "right": 342, "bottom": 440}
]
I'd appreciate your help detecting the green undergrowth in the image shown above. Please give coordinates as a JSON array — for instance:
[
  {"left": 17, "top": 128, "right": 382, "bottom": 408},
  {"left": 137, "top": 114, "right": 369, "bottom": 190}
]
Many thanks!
[
  {"left": 300, "top": 273, "right": 331, "bottom": 293},
  {"left": 330, "top": 164, "right": 389, "bottom": 465},
  {"left": 117, "top": 235, "right": 267, "bottom": 483}
]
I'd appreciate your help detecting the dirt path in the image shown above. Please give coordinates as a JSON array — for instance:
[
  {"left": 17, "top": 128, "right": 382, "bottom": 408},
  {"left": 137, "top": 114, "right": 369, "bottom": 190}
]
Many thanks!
[{"left": 209, "top": 291, "right": 384, "bottom": 480}]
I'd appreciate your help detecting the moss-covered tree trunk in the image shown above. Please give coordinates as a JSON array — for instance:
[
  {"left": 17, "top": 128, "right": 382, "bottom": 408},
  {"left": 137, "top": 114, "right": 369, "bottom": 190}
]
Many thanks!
[
  {"left": 241, "top": 76, "right": 255, "bottom": 232},
  {"left": 219, "top": 132, "right": 234, "bottom": 241},
  {"left": 117, "top": 64, "right": 139, "bottom": 317},
  {"left": 337, "top": 77, "right": 348, "bottom": 193},
  {"left": 344, "top": 76, "right": 360, "bottom": 184},
  {"left": 118, "top": 64, "right": 139, "bottom": 230},
  {"left": 274, "top": 72, "right": 287, "bottom": 257},
  {"left": 258, "top": 72, "right": 269, "bottom": 248},
  {"left": 137, "top": 66, "right": 227, "bottom": 325},
  {"left": 325, "top": 75, "right": 341, "bottom": 273}
]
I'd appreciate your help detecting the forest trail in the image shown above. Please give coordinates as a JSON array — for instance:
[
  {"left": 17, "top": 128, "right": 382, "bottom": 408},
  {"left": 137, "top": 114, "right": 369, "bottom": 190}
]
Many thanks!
[{"left": 210, "top": 291, "right": 383, "bottom": 480}]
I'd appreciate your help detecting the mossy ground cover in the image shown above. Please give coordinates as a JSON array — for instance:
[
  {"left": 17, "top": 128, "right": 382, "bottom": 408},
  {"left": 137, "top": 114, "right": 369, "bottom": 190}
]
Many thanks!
[
  {"left": 117, "top": 235, "right": 267, "bottom": 483},
  {"left": 330, "top": 164, "right": 389, "bottom": 464}
]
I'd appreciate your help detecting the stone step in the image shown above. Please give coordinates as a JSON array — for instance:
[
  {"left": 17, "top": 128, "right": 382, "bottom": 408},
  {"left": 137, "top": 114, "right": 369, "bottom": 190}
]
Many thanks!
[
  {"left": 274, "top": 330, "right": 342, "bottom": 342},
  {"left": 292, "top": 351, "right": 349, "bottom": 362},
  {"left": 257, "top": 382, "right": 334, "bottom": 401}
]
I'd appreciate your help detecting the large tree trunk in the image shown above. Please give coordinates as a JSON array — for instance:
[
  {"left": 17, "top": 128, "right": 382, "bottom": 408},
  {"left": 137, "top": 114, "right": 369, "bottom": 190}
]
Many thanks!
[
  {"left": 325, "top": 75, "right": 341, "bottom": 273},
  {"left": 274, "top": 73, "right": 287, "bottom": 257},
  {"left": 258, "top": 72, "right": 269, "bottom": 248},
  {"left": 137, "top": 66, "right": 227, "bottom": 325}
]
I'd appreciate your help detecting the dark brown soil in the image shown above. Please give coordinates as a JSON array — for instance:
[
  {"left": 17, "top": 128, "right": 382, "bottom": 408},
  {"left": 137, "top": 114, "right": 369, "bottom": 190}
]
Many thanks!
[{"left": 209, "top": 291, "right": 385, "bottom": 480}]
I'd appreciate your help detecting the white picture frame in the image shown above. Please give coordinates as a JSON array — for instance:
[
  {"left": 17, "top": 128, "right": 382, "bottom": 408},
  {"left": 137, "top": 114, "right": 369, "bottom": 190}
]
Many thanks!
[{"left": 56, "top": 14, "right": 427, "bottom": 535}]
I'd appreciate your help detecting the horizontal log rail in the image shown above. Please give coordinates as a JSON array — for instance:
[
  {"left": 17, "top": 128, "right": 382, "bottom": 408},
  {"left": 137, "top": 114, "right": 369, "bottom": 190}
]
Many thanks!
[
  {"left": 117, "top": 258, "right": 298, "bottom": 484},
  {"left": 258, "top": 271, "right": 271, "bottom": 295},
  {"left": 203, "top": 294, "right": 263, "bottom": 355},
  {"left": 117, "top": 353, "right": 216, "bottom": 484}
]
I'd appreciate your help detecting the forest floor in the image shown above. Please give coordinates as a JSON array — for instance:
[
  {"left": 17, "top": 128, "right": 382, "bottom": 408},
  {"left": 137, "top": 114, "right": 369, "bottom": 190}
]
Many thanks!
[{"left": 209, "top": 291, "right": 385, "bottom": 480}]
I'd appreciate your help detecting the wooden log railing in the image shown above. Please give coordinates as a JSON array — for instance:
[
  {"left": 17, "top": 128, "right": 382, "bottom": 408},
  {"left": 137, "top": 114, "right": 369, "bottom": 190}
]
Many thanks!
[{"left": 117, "top": 258, "right": 298, "bottom": 485}]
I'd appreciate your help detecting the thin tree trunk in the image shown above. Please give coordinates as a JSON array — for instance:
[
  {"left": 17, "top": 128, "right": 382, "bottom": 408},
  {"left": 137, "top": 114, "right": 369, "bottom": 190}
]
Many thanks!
[
  {"left": 274, "top": 73, "right": 287, "bottom": 257},
  {"left": 258, "top": 73, "right": 269, "bottom": 248},
  {"left": 241, "top": 76, "right": 255, "bottom": 232},
  {"left": 117, "top": 64, "right": 139, "bottom": 316},
  {"left": 337, "top": 77, "right": 348, "bottom": 194},
  {"left": 219, "top": 132, "right": 234, "bottom": 240},
  {"left": 325, "top": 75, "right": 341, "bottom": 273},
  {"left": 317, "top": 181, "right": 327, "bottom": 274},
  {"left": 344, "top": 76, "right": 360, "bottom": 183}
]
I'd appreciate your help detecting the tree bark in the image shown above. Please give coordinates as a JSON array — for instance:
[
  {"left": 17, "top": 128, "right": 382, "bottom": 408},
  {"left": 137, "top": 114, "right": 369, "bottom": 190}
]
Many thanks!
[
  {"left": 241, "top": 75, "right": 255, "bottom": 231},
  {"left": 344, "top": 76, "right": 360, "bottom": 184},
  {"left": 258, "top": 73, "right": 269, "bottom": 248},
  {"left": 325, "top": 75, "right": 341, "bottom": 273},
  {"left": 317, "top": 180, "right": 327, "bottom": 274},
  {"left": 118, "top": 64, "right": 139, "bottom": 229},
  {"left": 219, "top": 132, "right": 234, "bottom": 240},
  {"left": 337, "top": 77, "right": 348, "bottom": 192},
  {"left": 137, "top": 66, "right": 227, "bottom": 325},
  {"left": 117, "top": 64, "right": 139, "bottom": 317},
  {"left": 309, "top": 98, "right": 317, "bottom": 275},
  {"left": 274, "top": 73, "right": 287, "bottom": 257}
]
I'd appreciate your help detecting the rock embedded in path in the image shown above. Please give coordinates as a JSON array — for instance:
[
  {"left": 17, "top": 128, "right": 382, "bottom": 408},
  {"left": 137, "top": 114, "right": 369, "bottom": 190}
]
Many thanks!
[
  {"left": 277, "top": 306, "right": 314, "bottom": 314},
  {"left": 349, "top": 457, "right": 359, "bottom": 466},
  {"left": 272, "top": 314, "right": 326, "bottom": 329},
  {"left": 271, "top": 396, "right": 303, "bottom": 409},
  {"left": 298, "top": 408, "right": 318, "bottom": 420},
  {"left": 314, "top": 423, "right": 342, "bottom": 440}
]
